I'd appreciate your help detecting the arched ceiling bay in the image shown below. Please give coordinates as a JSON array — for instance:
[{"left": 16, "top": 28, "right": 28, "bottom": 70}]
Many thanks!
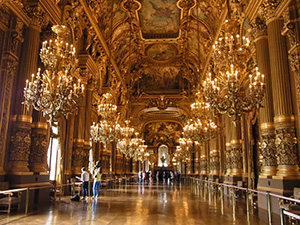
[{"left": 82, "top": 0, "right": 226, "bottom": 127}]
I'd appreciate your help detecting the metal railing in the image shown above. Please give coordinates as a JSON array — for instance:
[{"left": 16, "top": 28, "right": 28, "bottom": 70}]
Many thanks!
[{"left": 189, "top": 177, "right": 300, "bottom": 225}]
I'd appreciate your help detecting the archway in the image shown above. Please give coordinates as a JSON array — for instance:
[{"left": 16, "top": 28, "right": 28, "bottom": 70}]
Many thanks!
[{"left": 158, "top": 145, "right": 170, "bottom": 167}]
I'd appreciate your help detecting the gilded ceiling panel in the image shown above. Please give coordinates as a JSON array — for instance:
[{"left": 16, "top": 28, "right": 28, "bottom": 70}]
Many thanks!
[
  {"left": 146, "top": 43, "right": 177, "bottom": 62},
  {"left": 138, "top": 0, "right": 181, "bottom": 39},
  {"left": 133, "top": 66, "right": 189, "bottom": 93}
]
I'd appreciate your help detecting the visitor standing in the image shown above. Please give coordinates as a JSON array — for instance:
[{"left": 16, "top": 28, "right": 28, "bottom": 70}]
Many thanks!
[
  {"left": 76, "top": 167, "right": 90, "bottom": 200},
  {"left": 92, "top": 161, "right": 102, "bottom": 199}
]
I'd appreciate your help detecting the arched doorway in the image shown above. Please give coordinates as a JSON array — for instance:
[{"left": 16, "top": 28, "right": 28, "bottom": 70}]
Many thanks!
[{"left": 158, "top": 145, "right": 170, "bottom": 167}]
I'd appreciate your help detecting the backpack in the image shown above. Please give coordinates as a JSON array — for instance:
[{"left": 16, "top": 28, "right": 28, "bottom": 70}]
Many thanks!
[{"left": 71, "top": 194, "right": 80, "bottom": 201}]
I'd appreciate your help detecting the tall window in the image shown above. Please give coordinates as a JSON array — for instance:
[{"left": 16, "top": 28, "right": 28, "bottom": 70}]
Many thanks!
[{"left": 47, "top": 126, "right": 60, "bottom": 181}]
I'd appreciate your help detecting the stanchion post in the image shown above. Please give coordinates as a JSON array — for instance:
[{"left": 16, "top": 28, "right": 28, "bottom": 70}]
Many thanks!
[
  {"left": 246, "top": 188, "right": 250, "bottom": 224},
  {"left": 267, "top": 191, "right": 272, "bottom": 225},
  {"left": 25, "top": 187, "right": 30, "bottom": 215}
]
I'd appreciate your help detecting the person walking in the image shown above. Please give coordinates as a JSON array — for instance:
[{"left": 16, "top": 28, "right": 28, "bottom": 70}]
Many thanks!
[{"left": 92, "top": 161, "right": 102, "bottom": 199}]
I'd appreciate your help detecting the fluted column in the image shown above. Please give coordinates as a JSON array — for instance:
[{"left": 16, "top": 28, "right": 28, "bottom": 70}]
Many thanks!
[
  {"left": 194, "top": 148, "right": 200, "bottom": 175},
  {"left": 210, "top": 138, "right": 220, "bottom": 175},
  {"left": 225, "top": 115, "right": 232, "bottom": 175},
  {"left": 8, "top": 10, "right": 43, "bottom": 172},
  {"left": 200, "top": 155, "right": 207, "bottom": 175},
  {"left": 231, "top": 119, "right": 243, "bottom": 176},
  {"left": 265, "top": 7, "right": 300, "bottom": 176},
  {"left": 253, "top": 16, "right": 277, "bottom": 176}
]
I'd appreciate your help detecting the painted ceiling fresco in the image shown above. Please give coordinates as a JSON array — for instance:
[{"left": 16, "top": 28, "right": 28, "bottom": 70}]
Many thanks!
[
  {"left": 144, "top": 122, "right": 182, "bottom": 146},
  {"left": 134, "top": 66, "right": 183, "bottom": 92},
  {"left": 146, "top": 43, "right": 177, "bottom": 62},
  {"left": 138, "top": 0, "right": 181, "bottom": 38}
]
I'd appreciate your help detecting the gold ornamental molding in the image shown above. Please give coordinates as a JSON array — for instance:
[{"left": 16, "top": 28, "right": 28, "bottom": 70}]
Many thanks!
[
  {"left": 78, "top": 0, "right": 127, "bottom": 91},
  {"left": 261, "top": 122, "right": 275, "bottom": 130},
  {"left": 73, "top": 138, "right": 85, "bottom": 143},
  {"left": 274, "top": 114, "right": 295, "bottom": 123},
  {"left": 11, "top": 114, "right": 32, "bottom": 123},
  {"left": 274, "top": 114, "right": 295, "bottom": 129},
  {"left": 31, "top": 122, "right": 48, "bottom": 129},
  {"left": 231, "top": 139, "right": 242, "bottom": 145}
]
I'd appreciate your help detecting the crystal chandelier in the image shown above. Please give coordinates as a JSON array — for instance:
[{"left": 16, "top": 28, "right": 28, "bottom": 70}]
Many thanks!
[
  {"left": 134, "top": 143, "right": 149, "bottom": 162},
  {"left": 90, "top": 120, "right": 121, "bottom": 148},
  {"left": 183, "top": 118, "right": 217, "bottom": 144},
  {"left": 116, "top": 120, "right": 136, "bottom": 157},
  {"left": 23, "top": 25, "right": 84, "bottom": 123},
  {"left": 97, "top": 93, "right": 117, "bottom": 120},
  {"left": 90, "top": 93, "right": 121, "bottom": 148},
  {"left": 174, "top": 146, "right": 189, "bottom": 162},
  {"left": 203, "top": 20, "right": 265, "bottom": 124}
]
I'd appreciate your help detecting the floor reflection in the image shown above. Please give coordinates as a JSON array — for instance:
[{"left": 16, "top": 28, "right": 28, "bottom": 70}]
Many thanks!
[{"left": 0, "top": 182, "right": 265, "bottom": 225}]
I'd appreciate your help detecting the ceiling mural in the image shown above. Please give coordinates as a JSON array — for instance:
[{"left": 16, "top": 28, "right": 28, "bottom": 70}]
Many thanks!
[
  {"left": 144, "top": 122, "right": 182, "bottom": 146},
  {"left": 139, "top": 0, "right": 181, "bottom": 38},
  {"left": 134, "top": 66, "right": 184, "bottom": 92},
  {"left": 146, "top": 43, "right": 177, "bottom": 62},
  {"left": 83, "top": 0, "right": 226, "bottom": 124}
]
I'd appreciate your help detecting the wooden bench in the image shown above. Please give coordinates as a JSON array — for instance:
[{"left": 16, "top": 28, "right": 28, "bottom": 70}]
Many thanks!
[
  {"left": 0, "top": 182, "right": 21, "bottom": 214},
  {"left": 280, "top": 187, "right": 300, "bottom": 224}
]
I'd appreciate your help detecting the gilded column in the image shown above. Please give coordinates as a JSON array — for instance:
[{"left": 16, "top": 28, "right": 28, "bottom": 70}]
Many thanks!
[
  {"left": 194, "top": 145, "right": 200, "bottom": 175},
  {"left": 253, "top": 16, "right": 277, "bottom": 176},
  {"left": 72, "top": 78, "right": 89, "bottom": 174},
  {"left": 8, "top": 7, "right": 44, "bottom": 172},
  {"left": 230, "top": 120, "right": 243, "bottom": 177},
  {"left": 29, "top": 121, "right": 48, "bottom": 172},
  {"left": 264, "top": 1, "right": 300, "bottom": 176},
  {"left": 209, "top": 138, "right": 219, "bottom": 176},
  {"left": 225, "top": 115, "right": 232, "bottom": 175},
  {"left": 200, "top": 155, "right": 207, "bottom": 175}
]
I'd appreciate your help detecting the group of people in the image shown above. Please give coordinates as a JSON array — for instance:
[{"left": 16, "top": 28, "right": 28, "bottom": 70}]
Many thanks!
[
  {"left": 138, "top": 170, "right": 181, "bottom": 184},
  {"left": 76, "top": 161, "right": 102, "bottom": 200},
  {"left": 138, "top": 170, "right": 152, "bottom": 183}
]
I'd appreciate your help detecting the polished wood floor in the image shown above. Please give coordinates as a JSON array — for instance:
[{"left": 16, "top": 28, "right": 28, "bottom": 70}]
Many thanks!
[{"left": 0, "top": 182, "right": 265, "bottom": 225}]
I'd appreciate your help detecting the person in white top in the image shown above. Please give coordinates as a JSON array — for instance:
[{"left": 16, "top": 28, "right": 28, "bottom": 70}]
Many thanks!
[{"left": 76, "top": 167, "right": 90, "bottom": 200}]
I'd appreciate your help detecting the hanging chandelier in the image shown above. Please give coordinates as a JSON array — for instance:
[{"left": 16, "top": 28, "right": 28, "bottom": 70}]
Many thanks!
[
  {"left": 203, "top": 20, "right": 265, "bottom": 124},
  {"left": 23, "top": 25, "right": 84, "bottom": 122},
  {"left": 174, "top": 146, "right": 189, "bottom": 163},
  {"left": 116, "top": 120, "right": 136, "bottom": 157},
  {"left": 90, "top": 120, "right": 121, "bottom": 148},
  {"left": 134, "top": 143, "right": 149, "bottom": 162},
  {"left": 97, "top": 93, "right": 117, "bottom": 120},
  {"left": 90, "top": 92, "right": 121, "bottom": 148},
  {"left": 183, "top": 118, "right": 217, "bottom": 144}
]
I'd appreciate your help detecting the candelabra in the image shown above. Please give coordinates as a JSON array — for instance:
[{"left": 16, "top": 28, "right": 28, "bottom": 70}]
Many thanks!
[
  {"left": 23, "top": 25, "right": 84, "bottom": 123},
  {"left": 203, "top": 20, "right": 265, "bottom": 125}
]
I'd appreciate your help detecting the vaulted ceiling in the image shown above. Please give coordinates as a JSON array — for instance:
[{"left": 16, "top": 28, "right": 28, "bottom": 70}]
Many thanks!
[{"left": 71, "top": 0, "right": 226, "bottom": 127}]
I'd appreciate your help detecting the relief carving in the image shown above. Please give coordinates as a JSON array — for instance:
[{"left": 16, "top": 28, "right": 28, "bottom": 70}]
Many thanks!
[
  {"left": 231, "top": 147, "right": 243, "bottom": 170},
  {"left": 260, "top": 134, "right": 277, "bottom": 166},
  {"left": 252, "top": 16, "right": 267, "bottom": 40},
  {"left": 275, "top": 128, "right": 298, "bottom": 165},
  {"left": 9, "top": 126, "right": 31, "bottom": 161},
  {"left": 29, "top": 131, "right": 48, "bottom": 166}
]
